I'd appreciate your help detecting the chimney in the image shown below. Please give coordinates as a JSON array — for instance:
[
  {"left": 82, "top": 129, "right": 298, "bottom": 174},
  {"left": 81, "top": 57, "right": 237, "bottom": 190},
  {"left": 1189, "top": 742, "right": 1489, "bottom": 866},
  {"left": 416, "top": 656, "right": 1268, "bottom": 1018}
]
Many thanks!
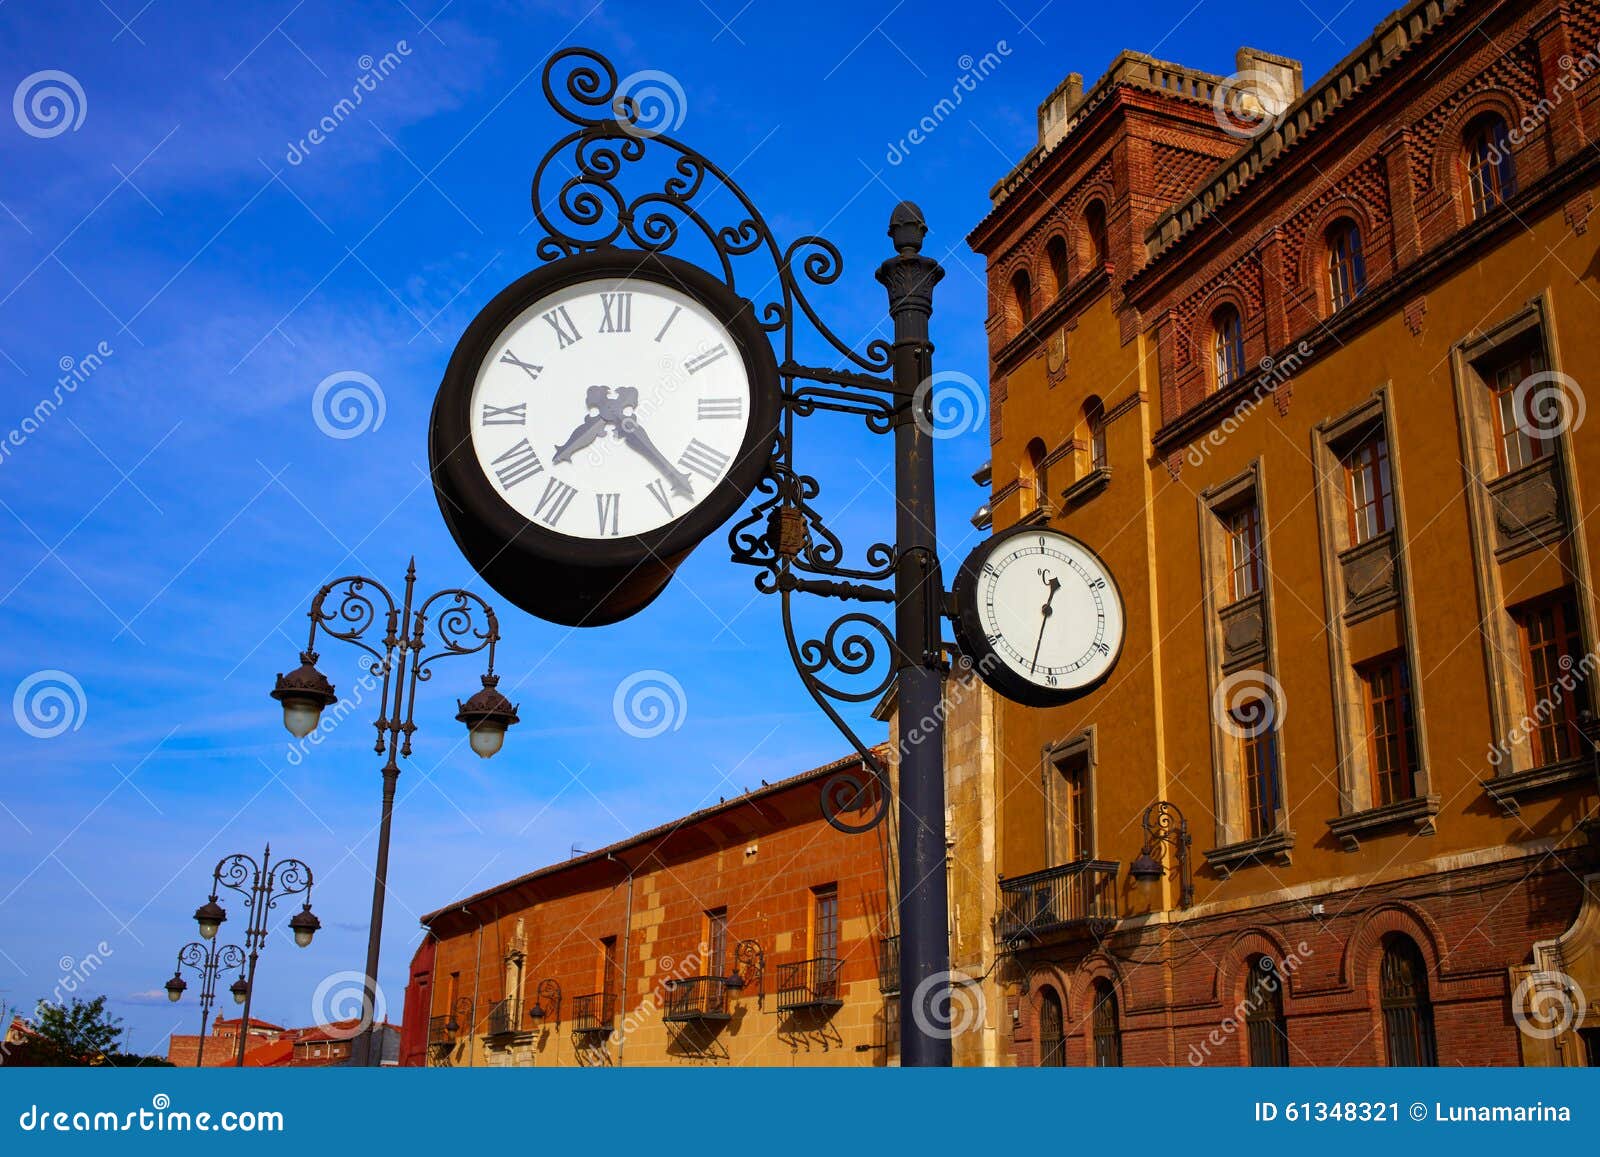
[
  {"left": 1036, "top": 73, "right": 1085, "bottom": 150},
  {"left": 1232, "top": 47, "right": 1303, "bottom": 121}
]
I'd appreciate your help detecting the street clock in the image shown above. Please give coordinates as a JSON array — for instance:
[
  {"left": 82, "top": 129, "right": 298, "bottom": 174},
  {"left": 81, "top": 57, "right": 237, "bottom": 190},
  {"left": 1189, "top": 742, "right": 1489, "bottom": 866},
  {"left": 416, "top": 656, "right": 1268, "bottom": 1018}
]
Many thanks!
[
  {"left": 429, "top": 248, "right": 781, "bottom": 626},
  {"left": 951, "top": 524, "right": 1125, "bottom": 707}
]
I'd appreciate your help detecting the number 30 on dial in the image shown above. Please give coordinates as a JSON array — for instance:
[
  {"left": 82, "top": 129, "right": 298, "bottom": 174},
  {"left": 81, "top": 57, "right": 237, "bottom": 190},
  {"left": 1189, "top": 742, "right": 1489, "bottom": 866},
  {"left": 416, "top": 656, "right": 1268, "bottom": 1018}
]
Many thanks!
[{"left": 952, "top": 525, "right": 1125, "bottom": 707}]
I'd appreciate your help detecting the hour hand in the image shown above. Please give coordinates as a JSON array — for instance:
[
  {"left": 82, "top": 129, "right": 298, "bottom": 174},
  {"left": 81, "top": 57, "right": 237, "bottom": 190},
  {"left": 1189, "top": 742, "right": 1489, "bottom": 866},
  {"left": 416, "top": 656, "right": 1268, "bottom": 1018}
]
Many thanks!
[
  {"left": 619, "top": 415, "right": 694, "bottom": 499},
  {"left": 552, "top": 387, "right": 612, "bottom": 463}
]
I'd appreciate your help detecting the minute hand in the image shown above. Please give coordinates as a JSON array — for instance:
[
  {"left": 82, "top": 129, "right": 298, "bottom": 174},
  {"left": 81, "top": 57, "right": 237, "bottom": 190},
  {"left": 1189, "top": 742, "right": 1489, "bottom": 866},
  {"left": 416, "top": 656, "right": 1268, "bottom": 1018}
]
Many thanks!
[{"left": 619, "top": 418, "right": 694, "bottom": 499}]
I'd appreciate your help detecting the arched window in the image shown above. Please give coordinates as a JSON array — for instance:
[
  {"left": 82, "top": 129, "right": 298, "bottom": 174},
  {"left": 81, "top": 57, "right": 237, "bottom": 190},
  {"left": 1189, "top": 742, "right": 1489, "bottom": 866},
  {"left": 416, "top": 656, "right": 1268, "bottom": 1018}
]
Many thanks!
[
  {"left": 1326, "top": 219, "right": 1366, "bottom": 311},
  {"left": 1085, "top": 396, "right": 1107, "bottom": 471},
  {"left": 1380, "top": 933, "right": 1437, "bottom": 1066},
  {"left": 1083, "top": 200, "right": 1108, "bottom": 269},
  {"left": 1038, "top": 987, "right": 1066, "bottom": 1067},
  {"left": 1091, "top": 979, "right": 1122, "bottom": 1067},
  {"left": 1245, "top": 956, "right": 1290, "bottom": 1066},
  {"left": 1213, "top": 305, "right": 1246, "bottom": 389},
  {"left": 1046, "top": 236, "right": 1070, "bottom": 297},
  {"left": 1022, "top": 438, "right": 1048, "bottom": 515},
  {"left": 1011, "top": 268, "right": 1034, "bottom": 331},
  {"left": 1463, "top": 113, "right": 1515, "bottom": 220}
]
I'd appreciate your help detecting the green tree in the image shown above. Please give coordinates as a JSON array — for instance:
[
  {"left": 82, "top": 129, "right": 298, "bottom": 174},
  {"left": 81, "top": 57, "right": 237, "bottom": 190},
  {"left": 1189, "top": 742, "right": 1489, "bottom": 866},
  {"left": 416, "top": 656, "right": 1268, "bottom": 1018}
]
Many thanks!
[{"left": 31, "top": 996, "right": 123, "bottom": 1066}]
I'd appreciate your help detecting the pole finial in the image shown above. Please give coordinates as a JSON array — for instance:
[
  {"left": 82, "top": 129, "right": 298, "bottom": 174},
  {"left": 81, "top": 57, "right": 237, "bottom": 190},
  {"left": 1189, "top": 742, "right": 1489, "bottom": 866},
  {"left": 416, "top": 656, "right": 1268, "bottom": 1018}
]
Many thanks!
[{"left": 887, "top": 201, "right": 927, "bottom": 255}]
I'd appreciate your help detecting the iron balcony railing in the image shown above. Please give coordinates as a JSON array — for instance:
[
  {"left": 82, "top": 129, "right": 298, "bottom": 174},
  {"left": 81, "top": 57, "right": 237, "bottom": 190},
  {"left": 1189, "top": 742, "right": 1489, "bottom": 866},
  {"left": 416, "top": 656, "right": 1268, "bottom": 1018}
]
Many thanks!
[
  {"left": 662, "top": 976, "right": 732, "bottom": 1022},
  {"left": 878, "top": 935, "right": 900, "bottom": 995},
  {"left": 997, "top": 859, "right": 1120, "bottom": 943},
  {"left": 485, "top": 998, "right": 518, "bottom": 1038},
  {"left": 775, "top": 957, "right": 843, "bottom": 1012},
  {"left": 427, "top": 1015, "right": 453, "bottom": 1047},
  {"left": 572, "top": 991, "right": 615, "bottom": 1033}
]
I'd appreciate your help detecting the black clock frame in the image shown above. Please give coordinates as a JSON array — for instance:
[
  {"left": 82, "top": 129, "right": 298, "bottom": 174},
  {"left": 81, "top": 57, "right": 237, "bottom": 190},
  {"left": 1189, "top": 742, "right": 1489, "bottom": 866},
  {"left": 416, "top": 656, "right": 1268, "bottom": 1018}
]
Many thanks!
[
  {"left": 951, "top": 523, "right": 1127, "bottom": 708},
  {"left": 429, "top": 247, "right": 781, "bottom": 627}
]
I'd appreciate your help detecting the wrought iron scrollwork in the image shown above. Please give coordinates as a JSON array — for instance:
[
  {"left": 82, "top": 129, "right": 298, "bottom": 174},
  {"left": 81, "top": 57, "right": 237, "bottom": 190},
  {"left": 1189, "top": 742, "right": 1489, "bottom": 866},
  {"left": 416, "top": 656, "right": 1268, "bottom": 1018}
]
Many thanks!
[{"left": 531, "top": 47, "right": 924, "bottom": 834}]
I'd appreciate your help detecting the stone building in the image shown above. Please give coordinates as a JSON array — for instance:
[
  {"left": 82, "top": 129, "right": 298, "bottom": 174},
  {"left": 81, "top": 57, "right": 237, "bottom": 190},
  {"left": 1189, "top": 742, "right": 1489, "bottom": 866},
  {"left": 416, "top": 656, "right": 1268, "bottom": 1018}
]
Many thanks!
[
  {"left": 956, "top": 0, "right": 1600, "bottom": 1067},
  {"left": 399, "top": 749, "right": 899, "bottom": 1066}
]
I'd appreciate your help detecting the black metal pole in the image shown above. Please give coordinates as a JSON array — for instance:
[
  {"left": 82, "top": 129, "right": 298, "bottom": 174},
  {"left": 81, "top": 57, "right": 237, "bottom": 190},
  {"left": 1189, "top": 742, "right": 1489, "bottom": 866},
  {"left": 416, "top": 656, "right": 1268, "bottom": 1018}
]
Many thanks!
[
  {"left": 877, "top": 202, "right": 950, "bottom": 1067},
  {"left": 233, "top": 848, "right": 268, "bottom": 1068}
]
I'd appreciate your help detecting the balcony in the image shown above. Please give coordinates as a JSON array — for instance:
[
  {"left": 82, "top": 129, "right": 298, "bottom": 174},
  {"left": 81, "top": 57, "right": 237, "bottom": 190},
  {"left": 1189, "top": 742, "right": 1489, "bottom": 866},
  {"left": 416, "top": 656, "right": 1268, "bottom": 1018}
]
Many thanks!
[
  {"left": 427, "top": 1015, "right": 453, "bottom": 1048},
  {"left": 571, "top": 992, "right": 615, "bottom": 1034},
  {"left": 878, "top": 935, "right": 900, "bottom": 995},
  {"left": 485, "top": 998, "right": 519, "bottom": 1039},
  {"left": 662, "top": 976, "right": 731, "bottom": 1023},
  {"left": 775, "top": 957, "right": 842, "bottom": 1013},
  {"left": 997, "top": 859, "right": 1119, "bottom": 944}
]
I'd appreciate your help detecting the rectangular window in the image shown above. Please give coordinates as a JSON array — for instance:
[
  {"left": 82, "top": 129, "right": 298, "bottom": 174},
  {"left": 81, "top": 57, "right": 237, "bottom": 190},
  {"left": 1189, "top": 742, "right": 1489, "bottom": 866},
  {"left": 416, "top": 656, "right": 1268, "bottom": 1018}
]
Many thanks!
[
  {"left": 1344, "top": 432, "right": 1394, "bottom": 545},
  {"left": 812, "top": 884, "right": 839, "bottom": 961},
  {"left": 1227, "top": 503, "right": 1263, "bottom": 601},
  {"left": 1360, "top": 652, "right": 1419, "bottom": 807},
  {"left": 1048, "top": 749, "right": 1092, "bottom": 862},
  {"left": 1515, "top": 592, "right": 1586, "bottom": 767},
  {"left": 1489, "top": 347, "right": 1554, "bottom": 474},
  {"left": 1238, "top": 710, "right": 1282, "bottom": 840},
  {"left": 705, "top": 908, "right": 728, "bottom": 977},
  {"left": 599, "top": 936, "right": 617, "bottom": 997}
]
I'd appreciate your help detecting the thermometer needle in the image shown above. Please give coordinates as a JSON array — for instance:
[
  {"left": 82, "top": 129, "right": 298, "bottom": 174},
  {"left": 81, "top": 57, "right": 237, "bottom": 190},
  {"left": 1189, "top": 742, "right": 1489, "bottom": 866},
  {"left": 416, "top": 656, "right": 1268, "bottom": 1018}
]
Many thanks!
[{"left": 1030, "top": 575, "right": 1062, "bottom": 674}]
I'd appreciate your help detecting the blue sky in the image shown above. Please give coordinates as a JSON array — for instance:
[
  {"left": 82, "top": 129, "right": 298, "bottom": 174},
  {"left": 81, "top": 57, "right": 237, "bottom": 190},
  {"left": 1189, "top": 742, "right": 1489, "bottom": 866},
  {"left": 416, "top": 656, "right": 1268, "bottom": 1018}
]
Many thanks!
[{"left": 0, "top": 0, "right": 1394, "bottom": 1056}]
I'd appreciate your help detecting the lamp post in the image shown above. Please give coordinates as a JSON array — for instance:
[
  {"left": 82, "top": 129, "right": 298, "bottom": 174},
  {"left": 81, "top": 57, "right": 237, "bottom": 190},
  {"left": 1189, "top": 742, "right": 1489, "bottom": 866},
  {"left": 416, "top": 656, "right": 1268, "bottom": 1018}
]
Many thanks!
[
  {"left": 521, "top": 48, "right": 955, "bottom": 1062},
  {"left": 164, "top": 940, "right": 246, "bottom": 1067},
  {"left": 192, "top": 845, "right": 319, "bottom": 1066},
  {"left": 1129, "top": 800, "right": 1194, "bottom": 909},
  {"left": 272, "top": 559, "right": 518, "bottom": 1066}
]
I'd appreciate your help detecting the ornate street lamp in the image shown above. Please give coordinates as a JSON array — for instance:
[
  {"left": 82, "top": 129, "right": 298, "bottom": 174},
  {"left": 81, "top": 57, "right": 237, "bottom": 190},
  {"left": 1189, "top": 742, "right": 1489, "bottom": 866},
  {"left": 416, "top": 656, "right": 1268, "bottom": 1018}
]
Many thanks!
[
  {"left": 164, "top": 940, "right": 246, "bottom": 1067},
  {"left": 525, "top": 979, "right": 561, "bottom": 1025},
  {"left": 1130, "top": 800, "right": 1194, "bottom": 909},
  {"left": 271, "top": 558, "right": 516, "bottom": 1065},
  {"left": 194, "top": 845, "right": 317, "bottom": 1065}
]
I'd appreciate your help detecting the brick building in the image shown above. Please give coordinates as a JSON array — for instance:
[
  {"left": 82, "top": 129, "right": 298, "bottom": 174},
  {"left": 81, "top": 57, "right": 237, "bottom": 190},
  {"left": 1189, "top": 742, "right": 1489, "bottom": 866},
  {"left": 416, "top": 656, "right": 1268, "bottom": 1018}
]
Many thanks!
[
  {"left": 165, "top": 1015, "right": 399, "bottom": 1067},
  {"left": 952, "top": 0, "right": 1600, "bottom": 1067},
  {"left": 400, "top": 749, "right": 899, "bottom": 1066}
]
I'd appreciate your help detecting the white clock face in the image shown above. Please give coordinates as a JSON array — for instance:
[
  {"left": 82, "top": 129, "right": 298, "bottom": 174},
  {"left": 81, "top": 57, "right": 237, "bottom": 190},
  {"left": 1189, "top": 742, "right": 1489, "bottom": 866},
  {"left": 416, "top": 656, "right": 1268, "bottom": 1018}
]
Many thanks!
[
  {"left": 468, "top": 276, "right": 753, "bottom": 540},
  {"left": 977, "top": 531, "right": 1123, "bottom": 692}
]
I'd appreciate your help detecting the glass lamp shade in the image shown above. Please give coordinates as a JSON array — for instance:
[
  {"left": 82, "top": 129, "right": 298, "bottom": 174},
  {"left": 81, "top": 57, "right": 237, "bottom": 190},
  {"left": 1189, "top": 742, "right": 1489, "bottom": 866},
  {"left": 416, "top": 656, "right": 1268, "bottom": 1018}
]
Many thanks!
[
  {"left": 455, "top": 676, "right": 519, "bottom": 761},
  {"left": 165, "top": 974, "right": 186, "bottom": 1002},
  {"left": 270, "top": 656, "right": 337, "bottom": 739},
  {"left": 194, "top": 899, "right": 226, "bottom": 940},
  {"left": 230, "top": 977, "right": 249, "bottom": 1006},
  {"left": 289, "top": 904, "right": 321, "bottom": 948},
  {"left": 1128, "top": 850, "right": 1162, "bottom": 893}
]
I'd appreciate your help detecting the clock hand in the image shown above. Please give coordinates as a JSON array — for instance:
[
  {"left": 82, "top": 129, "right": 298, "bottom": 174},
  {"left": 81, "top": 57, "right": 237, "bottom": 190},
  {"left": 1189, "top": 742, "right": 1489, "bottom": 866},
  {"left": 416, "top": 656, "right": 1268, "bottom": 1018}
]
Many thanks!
[
  {"left": 552, "top": 386, "right": 612, "bottom": 464},
  {"left": 1029, "top": 575, "right": 1062, "bottom": 674},
  {"left": 619, "top": 415, "right": 695, "bottom": 500}
]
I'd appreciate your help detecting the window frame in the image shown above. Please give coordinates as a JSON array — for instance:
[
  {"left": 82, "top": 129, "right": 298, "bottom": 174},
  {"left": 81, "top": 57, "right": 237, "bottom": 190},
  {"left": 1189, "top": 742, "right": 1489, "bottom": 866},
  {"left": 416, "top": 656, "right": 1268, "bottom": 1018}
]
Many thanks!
[
  {"left": 1090, "top": 980, "right": 1122, "bottom": 1067},
  {"left": 1245, "top": 956, "right": 1290, "bottom": 1066},
  {"left": 1213, "top": 306, "right": 1246, "bottom": 390},
  {"left": 1343, "top": 430, "right": 1395, "bottom": 545},
  {"left": 1038, "top": 987, "right": 1066, "bottom": 1067},
  {"left": 1514, "top": 590, "right": 1586, "bottom": 768},
  {"left": 1238, "top": 704, "right": 1283, "bottom": 841},
  {"left": 1463, "top": 114, "right": 1516, "bottom": 220},
  {"left": 1226, "top": 501, "right": 1264, "bottom": 602},
  {"left": 1326, "top": 219, "right": 1367, "bottom": 312},
  {"left": 1358, "top": 651, "right": 1420, "bottom": 808},
  {"left": 1379, "top": 934, "right": 1438, "bottom": 1066},
  {"left": 1487, "top": 345, "right": 1554, "bottom": 475}
]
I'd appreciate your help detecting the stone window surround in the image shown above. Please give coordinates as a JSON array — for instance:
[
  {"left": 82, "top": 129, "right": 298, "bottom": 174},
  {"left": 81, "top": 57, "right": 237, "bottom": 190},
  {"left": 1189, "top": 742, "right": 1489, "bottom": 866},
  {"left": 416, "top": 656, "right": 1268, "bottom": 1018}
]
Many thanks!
[
  {"left": 1197, "top": 460, "right": 1294, "bottom": 869},
  {"left": 1041, "top": 728, "right": 1098, "bottom": 867},
  {"left": 1310, "top": 388, "right": 1438, "bottom": 848},
  {"left": 1449, "top": 292, "right": 1598, "bottom": 808}
]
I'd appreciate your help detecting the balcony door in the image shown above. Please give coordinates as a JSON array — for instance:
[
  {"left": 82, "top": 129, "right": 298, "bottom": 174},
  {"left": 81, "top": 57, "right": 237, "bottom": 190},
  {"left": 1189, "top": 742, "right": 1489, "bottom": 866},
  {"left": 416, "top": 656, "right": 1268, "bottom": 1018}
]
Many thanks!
[{"left": 1045, "top": 734, "right": 1095, "bottom": 865}]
